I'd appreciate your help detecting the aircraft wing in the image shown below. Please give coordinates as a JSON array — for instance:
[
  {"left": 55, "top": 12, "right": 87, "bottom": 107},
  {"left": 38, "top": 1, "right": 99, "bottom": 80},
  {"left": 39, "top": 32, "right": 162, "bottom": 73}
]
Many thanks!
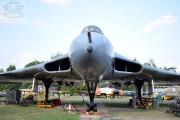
[
  {"left": 0, "top": 63, "right": 45, "bottom": 82},
  {"left": 141, "top": 65, "right": 180, "bottom": 82},
  {"left": 0, "top": 54, "right": 80, "bottom": 82},
  {"left": 104, "top": 53, "right": 180, "bottom": 83}
]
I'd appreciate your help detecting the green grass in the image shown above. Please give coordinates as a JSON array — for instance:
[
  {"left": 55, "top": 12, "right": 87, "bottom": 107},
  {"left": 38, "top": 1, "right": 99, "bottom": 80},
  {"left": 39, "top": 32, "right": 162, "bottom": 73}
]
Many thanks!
[
  {"left": 0, "top": 96, "right": 177, "bottom": 120},
  {"left": 0, "top": 105, "right": 79, "bottom": 120}
]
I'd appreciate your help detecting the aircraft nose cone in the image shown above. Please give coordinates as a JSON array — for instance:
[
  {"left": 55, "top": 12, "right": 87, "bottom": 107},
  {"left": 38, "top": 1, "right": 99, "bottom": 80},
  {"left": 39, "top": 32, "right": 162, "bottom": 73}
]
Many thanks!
[{"left": 86, "top": 45, "right": 93, "bottom": 54}]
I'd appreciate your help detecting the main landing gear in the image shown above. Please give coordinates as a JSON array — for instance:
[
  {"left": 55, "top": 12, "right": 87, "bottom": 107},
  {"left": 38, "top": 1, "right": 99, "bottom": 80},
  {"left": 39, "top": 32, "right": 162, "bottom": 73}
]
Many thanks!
[
  {"left": 42, "top": 79, "right": 53, "bottom": 102},
  {"left": 134, "top": 79, "right": 155, "bottom": 108},
  {"left": 86, "top": 81, "right": 98, "bottom": 113},
  {"left": 134, "top": 80, "right": 144, "bottom": 101},
  {"left": 134, "top": 79, "right": 154, "bottom": 101}
]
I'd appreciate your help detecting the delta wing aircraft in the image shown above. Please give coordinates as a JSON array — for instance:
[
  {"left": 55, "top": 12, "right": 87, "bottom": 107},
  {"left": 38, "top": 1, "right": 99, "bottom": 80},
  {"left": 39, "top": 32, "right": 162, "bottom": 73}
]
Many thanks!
[{"left": 1, "top": 25, "right": 180, "bottom": 112}]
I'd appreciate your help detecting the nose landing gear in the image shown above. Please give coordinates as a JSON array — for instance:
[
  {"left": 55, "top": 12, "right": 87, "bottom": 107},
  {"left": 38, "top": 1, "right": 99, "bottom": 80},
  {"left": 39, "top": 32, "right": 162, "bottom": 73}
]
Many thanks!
[{"left": 85, "top": 81, "right": 98, "bottom": 113}]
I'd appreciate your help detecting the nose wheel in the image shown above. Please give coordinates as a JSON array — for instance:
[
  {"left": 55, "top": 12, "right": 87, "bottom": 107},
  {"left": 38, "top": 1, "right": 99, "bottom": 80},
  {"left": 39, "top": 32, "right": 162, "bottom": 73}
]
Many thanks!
[
  {"left": 86, "top": 81, "right": 98, "bottom": 113},
  {"left": 86, "top": 103, "right": 97, "bottom": 112}
]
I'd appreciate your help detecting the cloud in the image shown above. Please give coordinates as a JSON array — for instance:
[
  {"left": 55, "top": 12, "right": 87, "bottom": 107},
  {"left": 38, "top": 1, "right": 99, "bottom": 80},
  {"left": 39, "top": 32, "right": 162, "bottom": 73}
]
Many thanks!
[
  {"left": 0, "top": 14, "right": 23, "bottom": 24},
  {"left": 26, "top": 19, "right": 49, "bottom": 27},
  {"left": 156, "top": 33, "right": 169, "bottom": 40},
  {"left": 144, "top": 15, "right": 176, "bottom": 33},
  {"left": 41, "top": 0, "right": 71, "bottom": 5},
  {"left": 0, "top": 15, "right": 49, "bottom": 27},
  {"left": 0, "top": 14, "right": 78, "bottom": 32}
]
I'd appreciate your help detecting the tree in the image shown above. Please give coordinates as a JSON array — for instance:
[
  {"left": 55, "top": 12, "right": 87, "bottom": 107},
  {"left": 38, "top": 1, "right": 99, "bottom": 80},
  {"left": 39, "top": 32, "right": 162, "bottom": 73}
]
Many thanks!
[
  {"left": 6, "top": 64, "right": 16, "bottom": 71},
  {"left": 163, "top": 67, "right": 177, "bottom": 73},
  {"left": 51, "top": 52, "right": 62, "bottom": 60},
  {"left": 0, "top": 68, "right": 4, "bottom": 73},
  {"left": 144, "top": 59, "right": 156, "bottom": 67},
  {"left": 24, "top": 60, "right": 43, "bottom": 68},
  {"left": 0, "top": 83, "right": 22, "bottom": 91},
  {"left": 133, "top": 57, "right": 139, "bottom": 63},
  {"left": 19, "top": 82, "right": 32, "bottom": 89}
]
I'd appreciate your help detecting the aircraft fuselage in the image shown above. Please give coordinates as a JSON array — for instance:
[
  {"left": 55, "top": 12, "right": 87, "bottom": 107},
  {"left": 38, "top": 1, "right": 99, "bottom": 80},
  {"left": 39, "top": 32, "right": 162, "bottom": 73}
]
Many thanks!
[{"left": 69, "top": 26, "right": 114, "bottom": 81}]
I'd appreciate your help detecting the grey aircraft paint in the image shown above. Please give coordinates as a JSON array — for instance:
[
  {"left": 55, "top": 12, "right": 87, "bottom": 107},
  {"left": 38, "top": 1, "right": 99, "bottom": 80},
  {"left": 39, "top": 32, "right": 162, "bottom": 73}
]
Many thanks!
[{"left": 69, "top": 25, "right": 114, "bottom": 81}]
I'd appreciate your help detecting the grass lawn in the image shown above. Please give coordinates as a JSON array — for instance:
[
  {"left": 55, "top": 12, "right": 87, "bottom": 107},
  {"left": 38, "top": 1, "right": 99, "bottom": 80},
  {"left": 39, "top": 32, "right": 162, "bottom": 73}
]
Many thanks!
[
  {"left": 0, "top": 96, "right": 179, "bottom": 120},
  {"left": 0, "top": 104, "right": 79, "bottom": 120}
]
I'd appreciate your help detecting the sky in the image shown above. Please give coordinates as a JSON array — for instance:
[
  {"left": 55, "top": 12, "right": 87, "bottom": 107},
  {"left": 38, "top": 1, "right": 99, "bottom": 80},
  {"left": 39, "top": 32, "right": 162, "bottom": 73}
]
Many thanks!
[{"left": 0, "top": 0, "right": 180, "bottom": 71}]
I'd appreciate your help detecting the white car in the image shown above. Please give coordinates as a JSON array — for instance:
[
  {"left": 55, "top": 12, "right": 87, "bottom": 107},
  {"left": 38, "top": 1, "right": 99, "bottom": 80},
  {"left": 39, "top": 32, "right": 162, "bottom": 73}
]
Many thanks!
[{"left": 96, "top": 87, "right": 115, "bottom": 97}]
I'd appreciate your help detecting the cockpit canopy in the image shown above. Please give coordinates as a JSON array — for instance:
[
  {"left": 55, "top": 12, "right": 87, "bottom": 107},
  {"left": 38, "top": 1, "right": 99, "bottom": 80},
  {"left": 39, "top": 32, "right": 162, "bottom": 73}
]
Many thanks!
[{"left": 82, "top": 25, "right": 103, "bottom": 35}]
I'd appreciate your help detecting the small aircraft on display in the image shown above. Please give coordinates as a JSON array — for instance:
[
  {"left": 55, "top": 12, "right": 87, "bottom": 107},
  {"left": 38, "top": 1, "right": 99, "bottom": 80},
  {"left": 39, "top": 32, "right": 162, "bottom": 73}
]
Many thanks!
[{"left": 1, "top": 25, "right": 180, "bottom": 112}]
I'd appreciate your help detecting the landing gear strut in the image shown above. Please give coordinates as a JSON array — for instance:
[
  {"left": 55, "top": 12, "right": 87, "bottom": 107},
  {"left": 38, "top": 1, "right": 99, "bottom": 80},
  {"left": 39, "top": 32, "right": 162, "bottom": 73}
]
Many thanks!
[
  {"left": 148, "top": 79, "right": 154, "bottom": 95},
  {"left": 134, "top": 80, "right": 144, "bottom": 101},
  {"left": 42, "top": 79, "right": 53, "bottom": 102},
  {"left": 86, "top": 81, "right": 98, "bottom": 113}
]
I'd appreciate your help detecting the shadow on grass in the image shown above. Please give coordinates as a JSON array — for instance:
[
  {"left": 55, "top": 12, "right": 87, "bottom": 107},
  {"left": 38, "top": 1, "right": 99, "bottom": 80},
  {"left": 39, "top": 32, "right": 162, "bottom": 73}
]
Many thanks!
[{"left": 61, "top": 99, "right": 130, "bottom": 108}]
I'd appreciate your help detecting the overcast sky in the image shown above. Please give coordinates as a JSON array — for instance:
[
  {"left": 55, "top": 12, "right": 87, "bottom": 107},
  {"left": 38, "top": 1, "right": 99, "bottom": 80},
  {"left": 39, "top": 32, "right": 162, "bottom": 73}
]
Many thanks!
[{"left": 0, "top": 0, "right": 180, "bottom": 71}]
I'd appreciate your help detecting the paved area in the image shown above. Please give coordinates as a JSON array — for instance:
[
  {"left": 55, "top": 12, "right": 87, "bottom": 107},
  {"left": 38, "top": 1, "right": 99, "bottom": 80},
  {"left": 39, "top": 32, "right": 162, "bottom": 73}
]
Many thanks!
[
  {"left": 61, "top": 96, "right": 180, "bottom": 120},
  {"left": 79, "top": 104, "right": 180, "bottom": 120}
]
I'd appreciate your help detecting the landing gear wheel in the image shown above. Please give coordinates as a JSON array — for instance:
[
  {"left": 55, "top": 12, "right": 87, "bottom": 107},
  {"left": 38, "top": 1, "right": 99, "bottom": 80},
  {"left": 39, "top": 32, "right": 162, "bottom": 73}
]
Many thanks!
[{"left": 86, "top": 103, "right": 97, "bottom": 112}]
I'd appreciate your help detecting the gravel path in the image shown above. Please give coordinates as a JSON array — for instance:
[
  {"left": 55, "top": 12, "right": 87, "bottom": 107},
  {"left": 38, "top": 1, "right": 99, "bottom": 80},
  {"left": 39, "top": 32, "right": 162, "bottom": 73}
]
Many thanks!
[
  {"left": 61, "top": 96, "right": 180, "bottom": 120},
  {"left": 78, "top": 101, "right": 180, "bottom": 120}
]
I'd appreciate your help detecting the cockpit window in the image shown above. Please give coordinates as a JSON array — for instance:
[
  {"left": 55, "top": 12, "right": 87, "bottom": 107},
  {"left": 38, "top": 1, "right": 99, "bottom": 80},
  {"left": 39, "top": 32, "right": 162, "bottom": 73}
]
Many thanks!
[{"left": 82, "top": 25, "right": 103, "bottom": 34}]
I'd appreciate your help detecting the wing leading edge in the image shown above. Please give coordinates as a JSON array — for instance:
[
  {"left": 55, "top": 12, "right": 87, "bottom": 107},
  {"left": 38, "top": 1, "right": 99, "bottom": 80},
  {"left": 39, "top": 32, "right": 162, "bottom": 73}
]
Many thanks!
[
  {"left": 141, "top": 65, "right": 180, "bottom": 82},
  {"left": 104, "top": 53, "right": 180, "bottom": 82},
  {"left": 0, "top": 54, "right": 80, "bottom": 82}
]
